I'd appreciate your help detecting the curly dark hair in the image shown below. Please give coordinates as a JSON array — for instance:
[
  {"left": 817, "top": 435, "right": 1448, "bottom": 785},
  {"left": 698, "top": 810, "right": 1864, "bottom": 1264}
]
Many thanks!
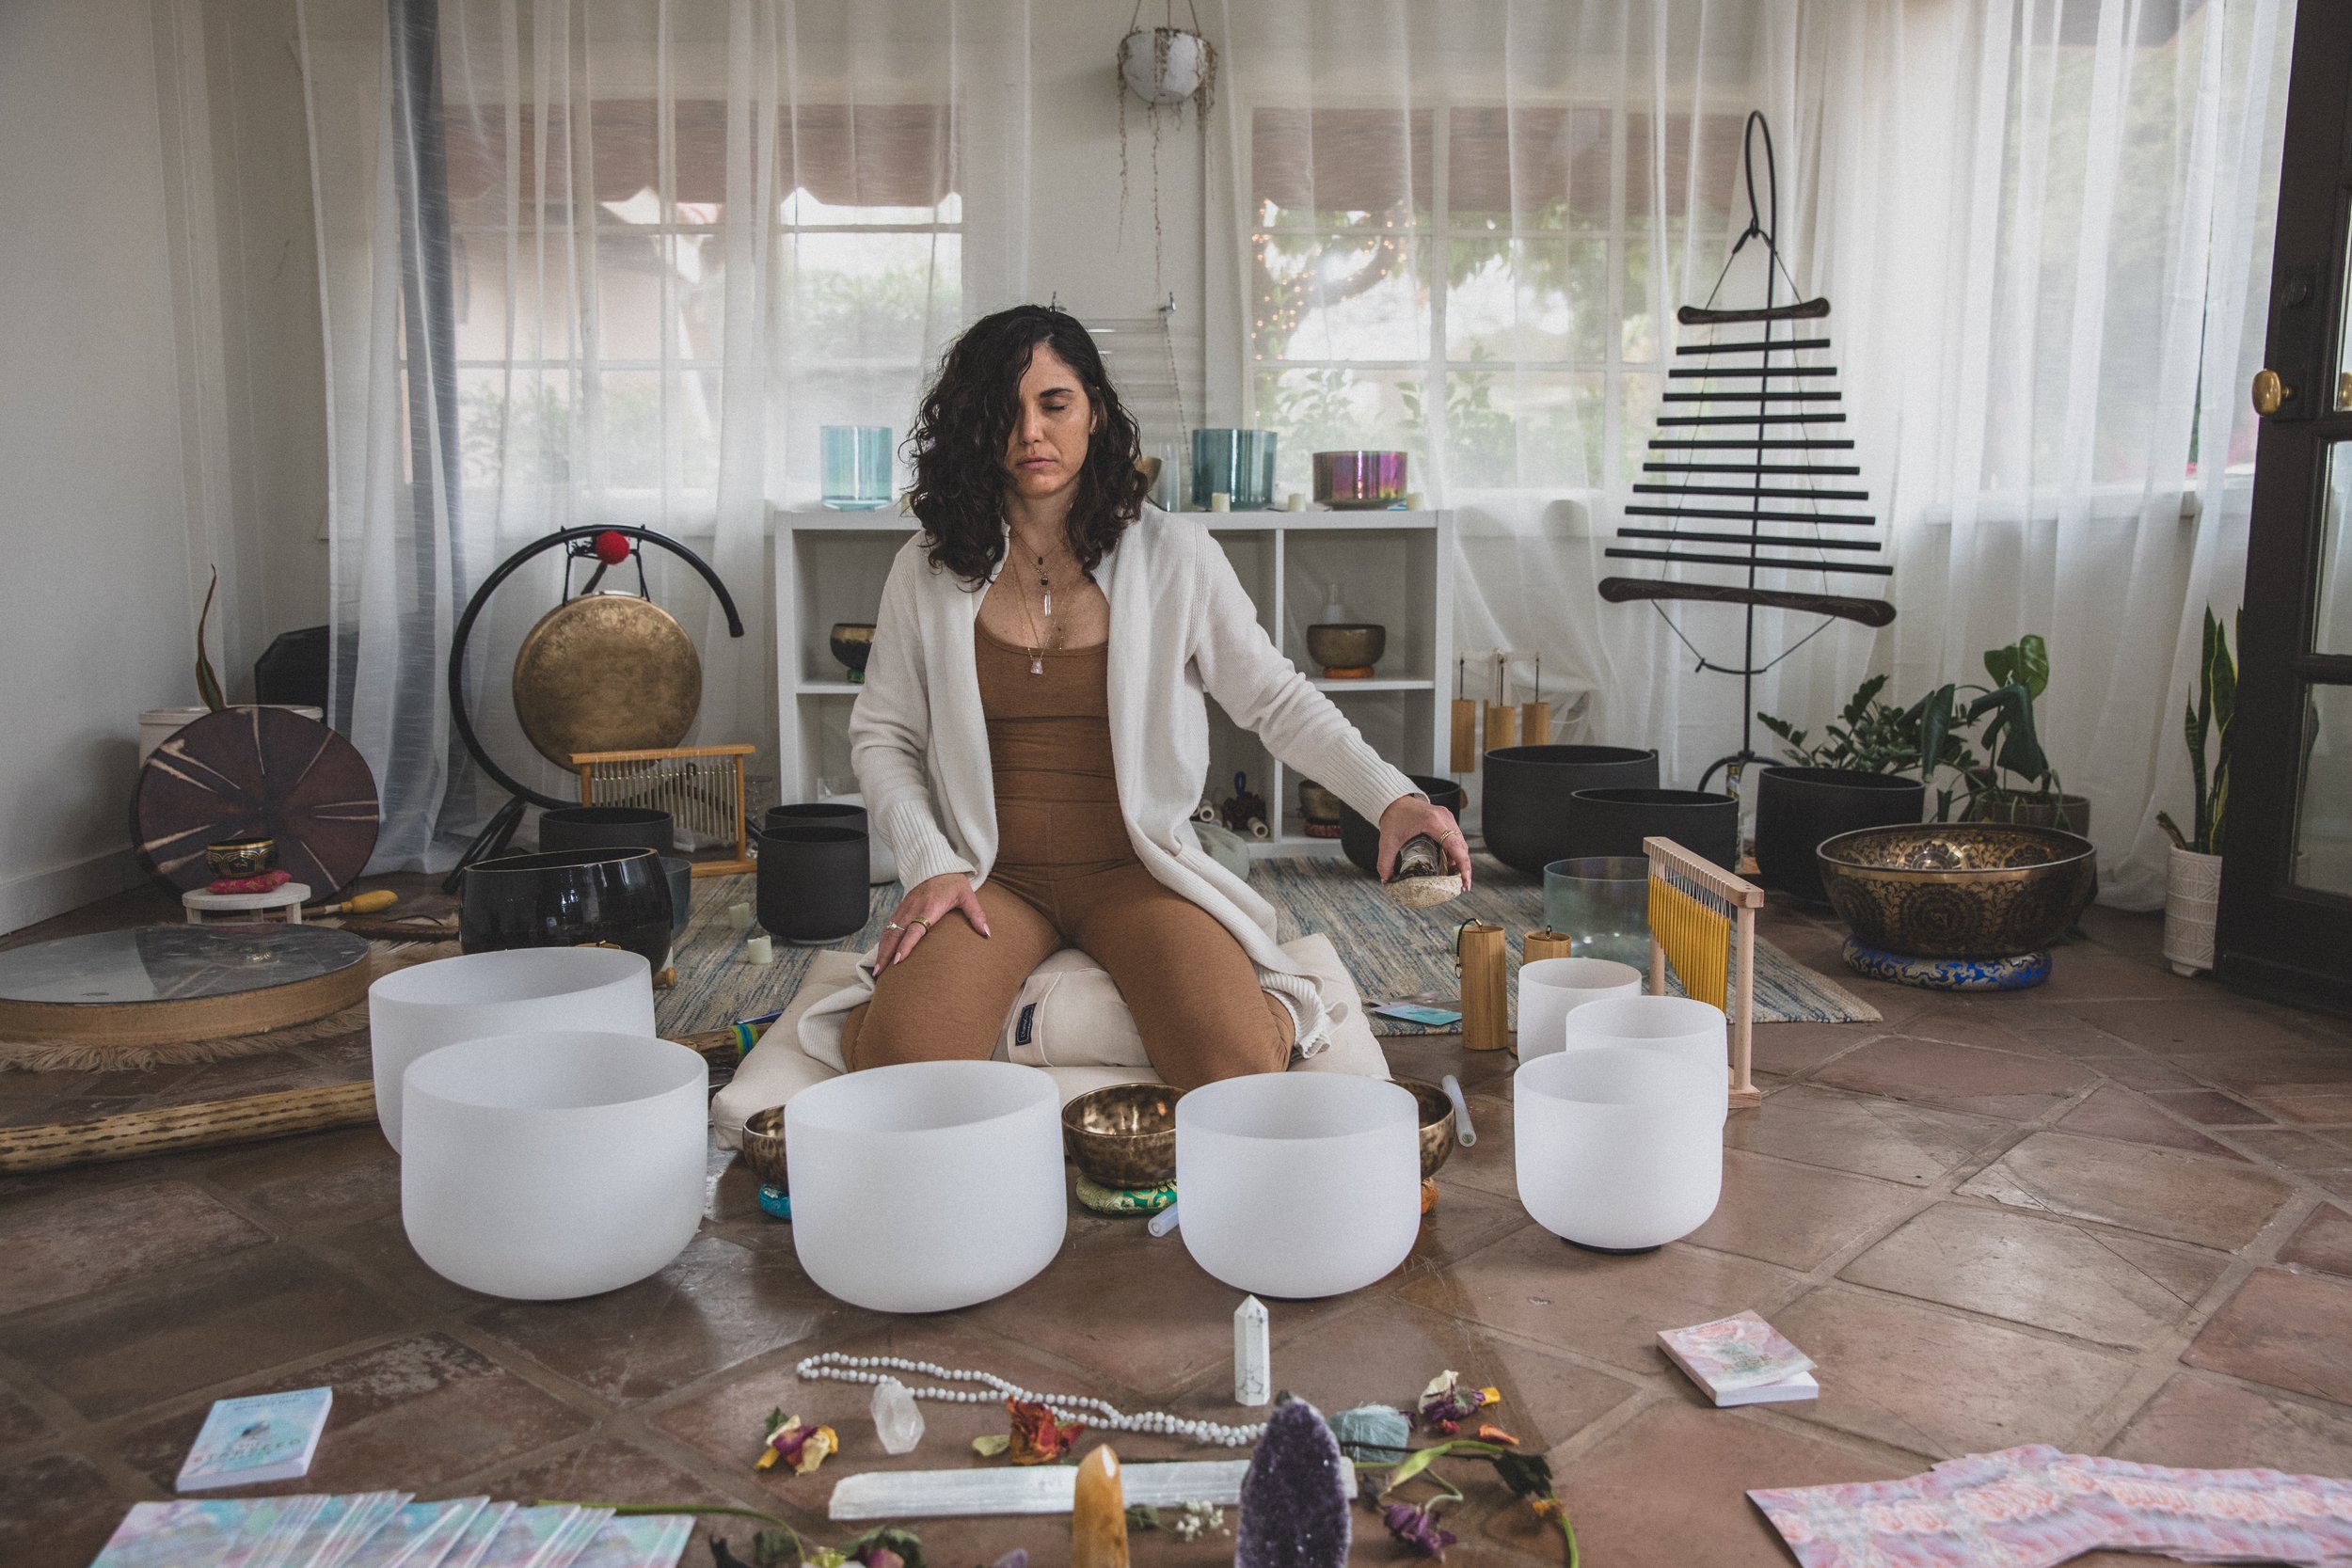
[{"left": 906, "top": 305, "right": 1150, "bottom": 585}]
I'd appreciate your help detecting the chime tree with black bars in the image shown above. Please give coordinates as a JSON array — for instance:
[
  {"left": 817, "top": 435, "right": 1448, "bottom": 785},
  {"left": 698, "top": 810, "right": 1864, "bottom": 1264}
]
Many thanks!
[{"left": 1597, "top": 109, "right": 1894, "bottom": 789}]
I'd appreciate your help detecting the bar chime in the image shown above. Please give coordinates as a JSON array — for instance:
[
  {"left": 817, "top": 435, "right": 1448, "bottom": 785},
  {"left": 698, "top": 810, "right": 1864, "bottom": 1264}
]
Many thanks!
[
  {"left": 1597, "top": 110, "right": 1895, "bottom": 790},
  {"left": 1450, "top": 651, "right": 1549, "bottom": 772}
]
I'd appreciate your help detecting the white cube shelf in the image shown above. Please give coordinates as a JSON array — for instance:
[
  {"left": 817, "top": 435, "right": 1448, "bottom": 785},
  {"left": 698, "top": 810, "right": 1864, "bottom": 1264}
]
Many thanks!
[{"left": 772, "top": 507, "right": 1454, "bottom": 856}]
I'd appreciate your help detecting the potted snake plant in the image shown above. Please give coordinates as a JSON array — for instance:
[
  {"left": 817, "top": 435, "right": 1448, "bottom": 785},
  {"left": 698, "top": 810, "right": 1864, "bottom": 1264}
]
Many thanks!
[
  {"left": 2155, "top": 609, "right": 2236, "bottom": 975},
  {"left": 1753, "top": 674, "right": 1930, "bottom": 903}
]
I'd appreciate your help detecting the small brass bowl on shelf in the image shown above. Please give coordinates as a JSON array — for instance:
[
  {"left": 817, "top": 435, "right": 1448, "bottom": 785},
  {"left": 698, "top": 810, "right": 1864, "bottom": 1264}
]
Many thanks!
[
  {"left": 830, "top": 623, "right": 876, "bottom": 680},
  {"left": 1395, "top": 1077, "right": 1458, "bottom": 1180},
  {"left": 1060, "top": 1083, "right": 1179, "bottom": 1190},
  {"left": 1296, "top": 780, "right": 1346, "bottom": 834},
  {"left": 739, "top": 1105, "right": 791, "bottom": 1192},
  {"left": 1305, "top": 623, "right": 1386, "bottom": 674},
  {"left": 1817, "top": 824, "right": 2097, "bottom": 958},
  {"left": 205, "top": 837, "right": 278, "bottom": 879}
]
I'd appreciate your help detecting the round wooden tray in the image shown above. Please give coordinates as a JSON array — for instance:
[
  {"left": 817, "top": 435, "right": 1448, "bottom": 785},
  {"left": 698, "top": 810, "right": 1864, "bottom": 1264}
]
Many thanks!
[
  {"left": 135, "top": 706, "right": 379, "bottom": 894},
  {"left": 0, "top": 925, "right": 374, "bottom": 1047}
]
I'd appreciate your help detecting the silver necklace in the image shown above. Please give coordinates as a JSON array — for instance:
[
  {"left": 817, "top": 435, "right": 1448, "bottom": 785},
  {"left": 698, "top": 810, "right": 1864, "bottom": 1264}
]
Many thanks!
[{"left": 792, "top": 1352, "right": 1265, "bottom": 1447}]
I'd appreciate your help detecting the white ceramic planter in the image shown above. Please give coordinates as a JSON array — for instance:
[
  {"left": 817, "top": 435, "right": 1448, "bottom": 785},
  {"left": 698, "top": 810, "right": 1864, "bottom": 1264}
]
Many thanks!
[
  {"left": 401, "top": 1030, "right": 707, "bottom": 1299},
  {"left": 2163, "top": 845, "right": 2223, "bottom": 976},
  {"left": 1175, "top": 1073, "right": 1421, "bottom": 1299},
  {"left": 786, "top": 1060, "right": 1066, "bottom": 1312}
]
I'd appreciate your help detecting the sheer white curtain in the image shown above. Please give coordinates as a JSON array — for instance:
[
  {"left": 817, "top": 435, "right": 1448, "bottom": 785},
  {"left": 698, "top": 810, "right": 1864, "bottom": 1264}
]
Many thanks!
[
  {"left": 299, "top": 0, "right": 1028, "bottom": 870},
  {"left": 1208, "top": 0, "right": 2288, "bottom": 905}
]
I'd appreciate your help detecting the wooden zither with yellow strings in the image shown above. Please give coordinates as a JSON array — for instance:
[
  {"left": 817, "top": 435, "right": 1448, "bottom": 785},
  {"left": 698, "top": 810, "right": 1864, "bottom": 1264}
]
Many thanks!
[{"left": 1643, "top": 835, "right": 1764, "bottom": 1111}]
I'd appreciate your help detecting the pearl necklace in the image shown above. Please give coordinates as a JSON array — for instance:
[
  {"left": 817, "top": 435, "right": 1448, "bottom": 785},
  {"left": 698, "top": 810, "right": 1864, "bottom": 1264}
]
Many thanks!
[{"left": 792, "top": 1352, "right": 1265, "bottom": 1448}]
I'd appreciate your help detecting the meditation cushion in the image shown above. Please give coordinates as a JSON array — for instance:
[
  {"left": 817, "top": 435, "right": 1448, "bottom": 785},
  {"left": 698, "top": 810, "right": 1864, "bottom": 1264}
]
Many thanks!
[{"left": 709, "top": 931, "right": 1389, "bottom": 1147}]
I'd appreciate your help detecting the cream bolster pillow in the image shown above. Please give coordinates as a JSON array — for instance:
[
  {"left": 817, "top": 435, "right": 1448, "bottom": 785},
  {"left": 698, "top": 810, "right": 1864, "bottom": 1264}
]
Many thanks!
[{"left": 709, "top": 932, "right": 1386, "bottom": 1144}]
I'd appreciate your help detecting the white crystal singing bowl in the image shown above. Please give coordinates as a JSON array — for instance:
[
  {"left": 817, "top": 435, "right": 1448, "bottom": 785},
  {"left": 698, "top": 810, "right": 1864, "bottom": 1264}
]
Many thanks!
[
  {"left": 1562, "top": 993, "right": 1729, "bottom": 1117},
  {"left": 1514, "top": 1046, "right": 1723, "bottom": 1251},
  {"left": 369, "top": 947, "right": 655, "bottom": 1149},
  {"left": 1175, "top": 1073, "right": 1421, "bottom": 1299},
  {"left": 785, "top": 1060, "right": 1067, "bottom": 1312},
  {"left": 1515, "top": 957, "right": 1645, "bottom": 1059},
  {"left": 401, "top": 1030, "right": 707, "bottom": 1300}
]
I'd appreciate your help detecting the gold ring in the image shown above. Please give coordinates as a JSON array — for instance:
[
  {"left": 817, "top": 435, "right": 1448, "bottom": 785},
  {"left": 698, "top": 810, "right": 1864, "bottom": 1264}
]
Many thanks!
[
  {"left": 1439, "top": 826, "right": 1462, "bottom": 841},
  {"left": 907, "top": 917, "right": 930, "bottom": 932}
]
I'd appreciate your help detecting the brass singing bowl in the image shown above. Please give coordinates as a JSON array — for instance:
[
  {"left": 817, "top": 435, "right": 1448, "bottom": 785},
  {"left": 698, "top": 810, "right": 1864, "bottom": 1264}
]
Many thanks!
[
  {"left": 739, "top": 1105, "right": 790, "bottom": 1193},
  {"left": 1060, "top": 1084, "right": 1180, "bottom": 1190},
  {"left": 1818, "top": 824, "right": 2097, "bottom": 958},
  {"left": 512, "top": 594, "right": 701, "bottom": 768},
  {"left": 1305, "top": 623, "right": 1385, "bottom": 672},
  {"left": 205, "top": 836, "right": 278, "bottom": 879},
  {"left": 1396, "top": 1078, "right": 1458, "bottom": 1180},
  {"left": 1296, "top": 780, "right": 1346, "bottom": 824}
]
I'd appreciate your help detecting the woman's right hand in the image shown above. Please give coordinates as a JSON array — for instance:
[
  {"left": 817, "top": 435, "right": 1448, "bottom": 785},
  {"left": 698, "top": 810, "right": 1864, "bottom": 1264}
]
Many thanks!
[{"left": 874, "top": 872, "right": 990, "bottom": 968}]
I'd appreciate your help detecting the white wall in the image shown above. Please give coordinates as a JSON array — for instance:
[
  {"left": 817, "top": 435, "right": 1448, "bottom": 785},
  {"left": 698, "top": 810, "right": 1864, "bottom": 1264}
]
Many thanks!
[{"left": 0, "top": 0, "right": 215, "bottom": 930}]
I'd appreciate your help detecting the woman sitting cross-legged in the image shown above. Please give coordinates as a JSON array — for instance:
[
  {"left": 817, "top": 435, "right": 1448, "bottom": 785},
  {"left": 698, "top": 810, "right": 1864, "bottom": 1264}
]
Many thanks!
[{"left": 840, "top": 304, "right": 1470, "bottom": 1090}]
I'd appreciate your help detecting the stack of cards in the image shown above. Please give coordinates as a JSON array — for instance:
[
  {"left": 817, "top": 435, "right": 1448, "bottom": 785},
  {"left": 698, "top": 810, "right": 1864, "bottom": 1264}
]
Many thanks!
[
  {"left": 1750, "top": 1444, "right": 2352, "bottom": 1567},
  {"left": 86, "top": 1495, "right": 693, "bottom": 1568},
  {"left": 177, "top": 1388, "right": 336, "bottom": 1491},
  {"left": 1659, "top": 1311, "right": 1819, "bottom": 1406}
]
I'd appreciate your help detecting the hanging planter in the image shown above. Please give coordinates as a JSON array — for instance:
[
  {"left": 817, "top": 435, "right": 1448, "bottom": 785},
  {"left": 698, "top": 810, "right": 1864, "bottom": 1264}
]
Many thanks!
[{"left": 1118, "top": 24, "right": 1216, "bottom": 112}]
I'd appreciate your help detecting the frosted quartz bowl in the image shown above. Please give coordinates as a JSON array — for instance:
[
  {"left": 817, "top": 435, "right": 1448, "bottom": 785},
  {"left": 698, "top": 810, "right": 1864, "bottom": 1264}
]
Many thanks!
[
  {"left": 786, "top": 1060, "right": 1066, "bottom": 1312},
  {"left": 401, "top": 1030, "right": 707, "bottom": 1299},
  {"left": 1562, "top": 993, "right": 1728, "bottom": 1115},
  {"left": 1514, "top": 1047, "right": 1723, "bottom": 1251},
  {"left": 1516, "top": 958, "right": 1644, "bottom": 1059},
  {"left": 369, "top": 947, "right": 655, "bottom": 1150},
  {"left": 1175, "top": 1073, "right": 1421, "bottom": 1298}
]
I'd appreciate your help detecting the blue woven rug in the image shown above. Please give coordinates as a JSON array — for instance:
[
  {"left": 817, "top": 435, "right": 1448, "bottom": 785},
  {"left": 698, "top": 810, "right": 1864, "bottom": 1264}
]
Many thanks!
[{"left": 1255, "top": 854, "right": 1881, "bottom": 1035}]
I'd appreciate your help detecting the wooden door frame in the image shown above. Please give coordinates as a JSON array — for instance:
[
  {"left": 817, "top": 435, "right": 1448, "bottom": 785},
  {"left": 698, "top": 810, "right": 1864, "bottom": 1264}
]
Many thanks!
[{"left": 2215, "top": 0, "right": 2352, "bottom": 1011}]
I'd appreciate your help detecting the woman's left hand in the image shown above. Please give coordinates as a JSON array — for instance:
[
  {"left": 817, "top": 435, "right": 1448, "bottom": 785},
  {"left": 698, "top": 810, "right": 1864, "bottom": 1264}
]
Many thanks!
[{"left": 1375, "top": 794, "right": 1473, "bottom": 888}]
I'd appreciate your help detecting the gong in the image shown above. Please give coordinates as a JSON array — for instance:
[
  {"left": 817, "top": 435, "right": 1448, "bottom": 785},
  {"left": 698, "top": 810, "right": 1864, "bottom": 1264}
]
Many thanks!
[
  {"left": 135, "top": 706, "right": 380, "bottom": 894},
  {"left": 511, "top": 592, "right": 702, "bottom": 767}
]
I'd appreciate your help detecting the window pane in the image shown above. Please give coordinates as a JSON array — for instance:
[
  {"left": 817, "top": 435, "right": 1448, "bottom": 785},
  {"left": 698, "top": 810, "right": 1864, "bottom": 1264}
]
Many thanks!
[
  {"left": 782, "top": 230, "right": 961, "bottom": 365},
  {"left": 595, "top": 369, "right": 720, "bottom": 490},
  {"left": 1253, "top": 368, "right": 1428, "bottom": 497},
  {"left": 1447, "top": 107, "right": 1612, "bottom": 232},
  {"left": 2319, "top": 443, "right": 2352, "bottom": 657},
  {"left": 595, "top": 232, "right": 725, "bottom": 360},
  {"left": 1625, "top": 112, "right": 1744, "bottom": 230},
  {"left": 458, "top": 368, "right": 575, "bottom": 488},
  {"left": 1255, "top": 234, "right": 1431, "bottom": 363},
  {"left": 2293, "top": 683, "right": 2352, "bottom": 898},
  {"left": 1446, "top": 237, "right": 1608, "bottom": 364},
  {"left": 1618, "top": 371, "right": 1662, "bottom": 488},
  {"left": 1254, "top": 108, "right": 1433, "bottom": 229},
  {"left": 1444, "top": 369, "right": 1603, "bottom": 490},
  {"left": 453, "top": 233, "right": 579, "bottom": 362}
]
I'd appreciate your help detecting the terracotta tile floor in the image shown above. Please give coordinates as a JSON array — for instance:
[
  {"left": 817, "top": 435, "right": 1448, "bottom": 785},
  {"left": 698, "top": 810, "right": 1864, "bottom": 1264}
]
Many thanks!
[{"left": 5, "top": 895, "right": 2352, "bottom": 1567}]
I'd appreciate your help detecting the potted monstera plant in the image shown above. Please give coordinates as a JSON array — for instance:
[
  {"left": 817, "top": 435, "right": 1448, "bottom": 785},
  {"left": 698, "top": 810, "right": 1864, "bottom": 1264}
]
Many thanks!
[
  {"left": 2155, "top": 609, "right": 2236, "bottom": 975},
  {"left": 1915, "top": 635, "right": 2091, "bottom": 838},
  {"left": 1752, "top": 674, "right": 1931, "bottom": 903}
]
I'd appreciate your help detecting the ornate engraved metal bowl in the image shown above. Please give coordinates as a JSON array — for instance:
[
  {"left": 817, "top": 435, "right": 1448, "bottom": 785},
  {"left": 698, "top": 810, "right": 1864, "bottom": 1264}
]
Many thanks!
[
  {"left": 1396, "top": 1077, "right": 1459, "bottom": 1180},
  {"left": 1060, "top": 1084, "right": 1180, "bottom": 1190},
  {"left": 1817, "top": 824, "right": 2097, "bottom": 958},
  {"left": 739, "top": 1105, "right": 790, "bottom": 1192}
]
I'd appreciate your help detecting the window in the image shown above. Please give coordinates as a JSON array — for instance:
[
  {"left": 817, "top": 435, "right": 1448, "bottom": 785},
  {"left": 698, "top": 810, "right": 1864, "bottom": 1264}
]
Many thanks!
[
  {"left": 441, "top": 100, "right": 960, "bottom": 502},
  {"left": 1250, "top": 105, "right": 1740, "bottom": 499}
]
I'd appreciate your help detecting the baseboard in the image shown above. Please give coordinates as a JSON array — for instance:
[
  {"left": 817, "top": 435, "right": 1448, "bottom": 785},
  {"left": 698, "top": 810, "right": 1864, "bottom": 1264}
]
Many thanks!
[{"left": 0, "top": 847, "right": 147, "bottom": 938}]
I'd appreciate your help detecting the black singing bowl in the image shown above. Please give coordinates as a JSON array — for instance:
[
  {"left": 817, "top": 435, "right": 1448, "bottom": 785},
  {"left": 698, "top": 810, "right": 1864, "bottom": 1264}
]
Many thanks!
[
  {"left": 765, "top": 801, "right": 868, "bottom": 836},
  {"left": 1565, "top": 787, "right": 1740, "bottom": 869},
  {"left": 537, "top": 804, "right": 675, "bottom": 855},
  {"left": 757, "top": 823, "right": 871, "bottom": 945},
  {"left": 1340, "top": 775, "right": 1467, "bottom": 877},
  {"left": 459, "top": 847, "right": 674, "bottom": 971},
  {"left": 1480, "top": 745, "right": 1660, "bottom": 874},
  {"left": 1753, "top": 767, "right": 1926, "bottom": 904}
]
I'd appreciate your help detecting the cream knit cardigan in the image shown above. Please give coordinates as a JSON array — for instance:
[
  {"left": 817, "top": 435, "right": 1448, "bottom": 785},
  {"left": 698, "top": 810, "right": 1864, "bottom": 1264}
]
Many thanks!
[{"left": 849, "top": 504, "right": 1421, "bottom": 1028}]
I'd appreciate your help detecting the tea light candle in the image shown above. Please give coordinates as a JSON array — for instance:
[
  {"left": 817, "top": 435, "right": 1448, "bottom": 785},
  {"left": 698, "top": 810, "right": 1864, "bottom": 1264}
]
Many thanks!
[
  {"left": 1405, "top": 491, "right": 1425, "bottom": 511},
  {"left": 1285, "top": 492, "right": 1308, "bottom": 512},
  {"left": 726, "top": 901, "right": 754, "bottom": 929},
  {"left": 745, "top": 935, "right": 774, "bottom": 965},
  {"left": 1209, "top": 491, "right": 1232, "bottom": 513}
]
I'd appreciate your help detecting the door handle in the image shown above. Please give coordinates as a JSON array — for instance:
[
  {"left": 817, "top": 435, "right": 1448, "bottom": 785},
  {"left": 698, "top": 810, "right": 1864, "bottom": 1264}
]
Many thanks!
[{"left": 2252, "top": 368, "right": 2291, "bottom": 416}]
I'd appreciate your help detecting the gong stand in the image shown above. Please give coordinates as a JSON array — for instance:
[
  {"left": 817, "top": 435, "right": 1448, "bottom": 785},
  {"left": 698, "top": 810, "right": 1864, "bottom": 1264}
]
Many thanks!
[
  {"left": 1596, "top": 110, "right": 1895, "bottom": 794},
  {"left": 443, "top": 526, "right": 744, "bottom": 892}
]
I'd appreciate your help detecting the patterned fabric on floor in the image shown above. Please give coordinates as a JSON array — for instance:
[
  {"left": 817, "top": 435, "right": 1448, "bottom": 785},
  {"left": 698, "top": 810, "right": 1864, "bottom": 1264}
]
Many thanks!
[
  {"left": 655, "top": 853, "right": 1881, "bottom": 1038},
  {"left": 1254, "top": 854, "right": 1882, "bottom": 1034}
]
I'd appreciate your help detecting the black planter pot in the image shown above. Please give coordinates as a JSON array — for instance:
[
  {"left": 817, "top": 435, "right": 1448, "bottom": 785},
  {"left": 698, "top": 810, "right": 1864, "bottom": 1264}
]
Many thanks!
[
  {"left": 758, "top": 824, "right": 871, "bottom": 945},
  {"left": 538, "top": 805, "right": 675, "bottom": 856},
  {"left": 1480, "top": 745, "right": 1660, "bottom": 874},
  {"left": 1565, "top": 787, "right": 1740, "bottom": 869},
  {"left": 1340, "top": 775, "right": 1467, "bottom": 877},
  {"left": 765, "top": 801, "right": 868, "bottom": 835},
  {"left": 1754, "top": 767, "right": 1926, "bottom": 904},
  {"left": 460, "top": 847, "right": 673, "bottom": 971}
]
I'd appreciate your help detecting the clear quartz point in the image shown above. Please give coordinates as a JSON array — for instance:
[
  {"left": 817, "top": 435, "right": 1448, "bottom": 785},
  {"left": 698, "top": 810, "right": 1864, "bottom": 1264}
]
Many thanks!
[{"left": 871, "top": 1377, "right": 925, "bottom": 1455}]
